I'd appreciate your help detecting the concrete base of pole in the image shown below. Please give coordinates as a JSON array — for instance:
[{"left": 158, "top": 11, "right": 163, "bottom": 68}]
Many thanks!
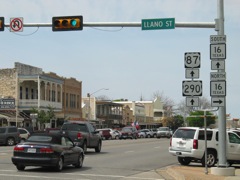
[{"left": 211, "top": 167, "right": 235, "bottom": 176}]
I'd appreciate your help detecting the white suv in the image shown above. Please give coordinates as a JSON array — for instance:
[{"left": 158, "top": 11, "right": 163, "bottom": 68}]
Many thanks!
[{"left": 169, "top": 127, "right": 240, "bottom": 167}]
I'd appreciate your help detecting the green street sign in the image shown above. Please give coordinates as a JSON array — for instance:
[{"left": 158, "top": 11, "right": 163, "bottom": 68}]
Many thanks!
[{"left": 142, "top": 18, "right": 175, "bottom": 30}]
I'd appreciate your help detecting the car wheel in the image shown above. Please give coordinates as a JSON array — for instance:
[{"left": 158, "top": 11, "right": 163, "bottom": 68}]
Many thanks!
[
  {"left": 75, "top": 153, "right": 84, "bottom": 168},
  {"left": 115, "top": 135, "right": 119, "bottom": 140},
  {"left": 16, "top": 164, "right": 25, "bottom": 171},
  {"left": 7, "top": 137, "right": 15, "bottom": 146},
  {"left": 55, "top": 157, "right": 63, "bottom": 172},
  {"left": 82, "top": 141, "right": 87, "bottom": 153},
  {"left": 95, "top": 141, "right": 102, "bottom": 153},
  {"left": 147, "top": 134, "right": 151, "bottom": 138},
  {"left": 178, "top": 157, "right": 191, "bottom": 165},
  {"left": 201, "top": 150, "right": 216, "bottom": 167},
  {"left": 153, "top": 134, "right": 157, "bottom": 138}
]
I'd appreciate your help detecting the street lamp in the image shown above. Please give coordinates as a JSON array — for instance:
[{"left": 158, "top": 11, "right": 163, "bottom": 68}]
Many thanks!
[{"left": 87, "top": 88, "right": 109, "bottom": 121}]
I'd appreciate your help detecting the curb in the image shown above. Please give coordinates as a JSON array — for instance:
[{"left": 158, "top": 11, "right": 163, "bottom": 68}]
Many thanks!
[{"left": 165, "top": 166, "right": 185, "bottom": 180}]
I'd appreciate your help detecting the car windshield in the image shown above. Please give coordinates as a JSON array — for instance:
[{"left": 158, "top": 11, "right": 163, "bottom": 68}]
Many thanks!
[
  {"left": 122, "top": 128, "right": 132, "bottom": 132},
  {"left": 173, "top": 129, "right": 196, "bottom": 139},
  {"left": 158, "top": 127, "right": 169, "bottom": 131},
  {"left": 26, "top": 134, "right": 61, "bottom": 144},
  {"left": 27, "top": 135, "right": 52, "bottom": 142}
]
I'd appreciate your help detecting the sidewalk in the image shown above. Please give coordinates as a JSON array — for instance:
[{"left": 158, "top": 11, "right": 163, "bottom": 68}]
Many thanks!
[{"left": 156, "top": 165, "right": 240, "bottom": 180}]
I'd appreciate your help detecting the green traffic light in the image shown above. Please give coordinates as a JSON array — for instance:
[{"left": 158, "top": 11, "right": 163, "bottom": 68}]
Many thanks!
[{"left": 71, "top": 19, "right": 77, "bottom": 27}]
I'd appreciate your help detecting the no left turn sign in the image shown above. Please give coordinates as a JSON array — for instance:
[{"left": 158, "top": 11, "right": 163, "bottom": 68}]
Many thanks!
[{"left": 10, "top": 17, "right": 23, "bottom": 32}]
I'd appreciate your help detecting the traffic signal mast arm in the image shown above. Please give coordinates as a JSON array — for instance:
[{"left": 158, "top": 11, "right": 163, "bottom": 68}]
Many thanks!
[{"left": 3, "top": 21, "right": 216, "bottom": 28}]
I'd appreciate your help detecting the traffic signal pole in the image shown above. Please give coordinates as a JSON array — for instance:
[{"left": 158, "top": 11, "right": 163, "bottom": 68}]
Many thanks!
[{"left": 4, "top": 21, "right": 215, "bottom": 29}]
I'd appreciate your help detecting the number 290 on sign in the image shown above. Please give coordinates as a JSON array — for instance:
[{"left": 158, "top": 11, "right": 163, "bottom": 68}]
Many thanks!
[{"left": 182, "top": 80, "right": 202, "bottom": 96}]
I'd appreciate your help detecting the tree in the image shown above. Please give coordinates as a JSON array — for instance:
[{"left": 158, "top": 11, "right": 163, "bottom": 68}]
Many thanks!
[
  {"left": 162, "top": 115, "right": 184, "bottom": 131},
  {"left": 187, "top": 111, "right": 216, "bottom": 127},
  {"left": 151, "top": 90, "right": 175, "bottom": 117},
  {"left": 176, "top": 96, "right": 212, "bottom": 117},
  {"left": 30, "top": 106, "right": 56, "bottom": 130}
]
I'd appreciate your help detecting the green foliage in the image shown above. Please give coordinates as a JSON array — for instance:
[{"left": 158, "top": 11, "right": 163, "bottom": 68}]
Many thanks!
[
  {"left": 186, "top": 111, "right": 216, "bottom": 127},
  {"left": 30, "top": 106, "right": 56, "bottom": 126},
  {"left": 163, "top": 115, "right": 184, "bottom": 131}
]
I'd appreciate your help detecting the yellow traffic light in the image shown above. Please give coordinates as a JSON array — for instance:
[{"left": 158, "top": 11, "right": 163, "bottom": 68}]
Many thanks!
[
  {"left": 52, "top": 16, "right": 83, "bottom": 31},
  {"left": 0, "top": 17, "right": 4, "bottom": 31}
]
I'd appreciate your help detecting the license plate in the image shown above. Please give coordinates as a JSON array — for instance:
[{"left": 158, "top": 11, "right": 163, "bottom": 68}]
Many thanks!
[{"left": 27, "top": 148, "right": 36, "bottom": 153}]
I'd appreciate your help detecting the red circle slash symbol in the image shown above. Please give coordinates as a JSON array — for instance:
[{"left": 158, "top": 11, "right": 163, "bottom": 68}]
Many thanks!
[{"left": 10, "top": 18, "right": 23, "bottom": 32}]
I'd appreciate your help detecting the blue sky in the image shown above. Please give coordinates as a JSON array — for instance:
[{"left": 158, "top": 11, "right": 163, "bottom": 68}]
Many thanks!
[{"left": 0, "top": 0, "right": 239, "bottom": 118}]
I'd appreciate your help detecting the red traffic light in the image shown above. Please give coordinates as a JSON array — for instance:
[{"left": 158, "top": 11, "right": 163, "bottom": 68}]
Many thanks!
[{"left": 52, "top": 16, "right": 83, "bottom": 31}]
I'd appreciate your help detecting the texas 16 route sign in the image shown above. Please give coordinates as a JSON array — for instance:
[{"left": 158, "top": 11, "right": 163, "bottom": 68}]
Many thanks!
[{"left": 182, "top": 80, "right": 202, "bottom": 96}]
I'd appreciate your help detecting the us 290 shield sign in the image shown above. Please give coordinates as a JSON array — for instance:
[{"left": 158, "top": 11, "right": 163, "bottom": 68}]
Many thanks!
[{"left": 182, "top": 80, "right": 202, "bottom": 96}]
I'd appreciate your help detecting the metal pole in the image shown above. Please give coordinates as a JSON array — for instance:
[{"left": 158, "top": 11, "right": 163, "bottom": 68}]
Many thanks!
[
  {"left": 4, "top": 21, "right": 215, "bottom": 29},
  {"left": 204, "top": 110, "right": 208, "bottom": 174},
  {"left": 87, "top": 88, "right": 109, "bottom": 121},
  {"left": 217, "top": 0, "right": 227, "bottom": 167}
]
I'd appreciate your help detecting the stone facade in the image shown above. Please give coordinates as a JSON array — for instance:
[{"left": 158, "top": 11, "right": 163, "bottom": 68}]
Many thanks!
[{"left": 0, "top": 68, "right": 17, "bottom": 98}]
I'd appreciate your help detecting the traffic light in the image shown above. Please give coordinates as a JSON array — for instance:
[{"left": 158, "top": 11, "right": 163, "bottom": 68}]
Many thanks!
[
  {"left": 0, "top": 17, "right": 4, "bottom": 31},
  {"left": 52, "top": 16, "right": 83, "bottom": 31}
]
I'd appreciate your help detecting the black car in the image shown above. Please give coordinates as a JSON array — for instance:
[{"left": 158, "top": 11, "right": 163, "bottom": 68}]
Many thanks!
[{"left": 12, "top": 133, "right": 84, "bottom": 171}]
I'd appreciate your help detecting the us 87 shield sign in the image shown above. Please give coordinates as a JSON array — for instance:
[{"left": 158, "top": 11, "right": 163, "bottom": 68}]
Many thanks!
[{"left": 182, "top": 80, "right": 202, "bottom": 96}]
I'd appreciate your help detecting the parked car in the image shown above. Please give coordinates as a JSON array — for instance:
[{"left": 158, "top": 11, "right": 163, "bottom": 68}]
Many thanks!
[
  {"left": 97, "top": 128, "right": 120, "bottom": 139},
  {"left": 120, "top": 126, "right": 138, "bottom": 139},
  {"left": 12, "top": 133, "right": 84, "bottom": 171},
  {"left": 138, "top": 130, "right": 146, "bottom": 138},
  {"left": 156, "top": 127, "right": 172, "bottom": 138},
  {"left": 150, "top": 128, "right": 158, "bottom": 138},
  {"left": 97, "top": 129, "right": 112, "bottom": 140},
  {"left": 61, "top": 121, "right": 102, "bottom": 153},
  {"left": 169, "top": 127, "right": 240, "bottom": 167},
  {"left": 0, "top": 126, "right": 20, "bottom": 146},
  {"left": 18, "top": 128, "right": 30, "bottom": 141},
  {"left": 140, "top": 129, "right": 154, "bottom": 138},
  {"left": 113, "top": 130, "right": 121, "bottom": 139}
]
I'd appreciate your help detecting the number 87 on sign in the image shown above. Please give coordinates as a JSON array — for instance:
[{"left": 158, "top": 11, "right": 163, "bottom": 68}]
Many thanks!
[{"left": 184, "top": 52, "right": 201, "bottom": 68}]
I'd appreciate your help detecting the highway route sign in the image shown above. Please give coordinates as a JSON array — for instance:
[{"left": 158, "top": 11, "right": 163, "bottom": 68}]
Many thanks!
[
  {"left": 185, "top": 69, "right": 199, "bottom": 79},
  {"left": 184, "top": 52, "right": 201, "bottom": 68},
  {"left": 182, "top": 80, "right": 202, "bottom": 96},
  {"left": 186, "top": 97, "right": 199, "bottom": 107},
  {"left": 210, "top": 44, "right": 226, "bottom": 59},
  {"left": 210, "top": 81, "right": 226, "bottom": 96},
  {"left": 211, "top": 60, "right": 225, "bottom": 70},
  {"left": 211, "top": 97, "right": 225, "bottom": 107}
]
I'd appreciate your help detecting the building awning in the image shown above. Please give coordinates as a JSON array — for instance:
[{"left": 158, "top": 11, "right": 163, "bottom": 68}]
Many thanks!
[{"left": 0, "top": 110, "right": 25, "bottom": 122}]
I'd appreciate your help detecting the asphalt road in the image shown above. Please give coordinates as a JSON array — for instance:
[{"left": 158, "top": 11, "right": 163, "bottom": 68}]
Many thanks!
[{"left": 0, "top": 138, "right": 177, "bottom": 180}]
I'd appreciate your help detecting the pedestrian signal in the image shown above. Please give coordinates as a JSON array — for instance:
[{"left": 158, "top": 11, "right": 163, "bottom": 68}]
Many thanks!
[{"left": 52, "top": 16, "right": 83, "bottom": 31}]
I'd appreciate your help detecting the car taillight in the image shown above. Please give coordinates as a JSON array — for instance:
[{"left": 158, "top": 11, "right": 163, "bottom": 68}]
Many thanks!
[
  {"left": 40, "top": 148, "right": 54, "bottom": 153},
  {"left": 14, "top": 146, "right": 24, "bottom": 152},
  {"left": 77, "top": 132, "right": 83, "bottom": 139},
  {"left": 193, "top": 139, "right": 198, "bottom": 149}
]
